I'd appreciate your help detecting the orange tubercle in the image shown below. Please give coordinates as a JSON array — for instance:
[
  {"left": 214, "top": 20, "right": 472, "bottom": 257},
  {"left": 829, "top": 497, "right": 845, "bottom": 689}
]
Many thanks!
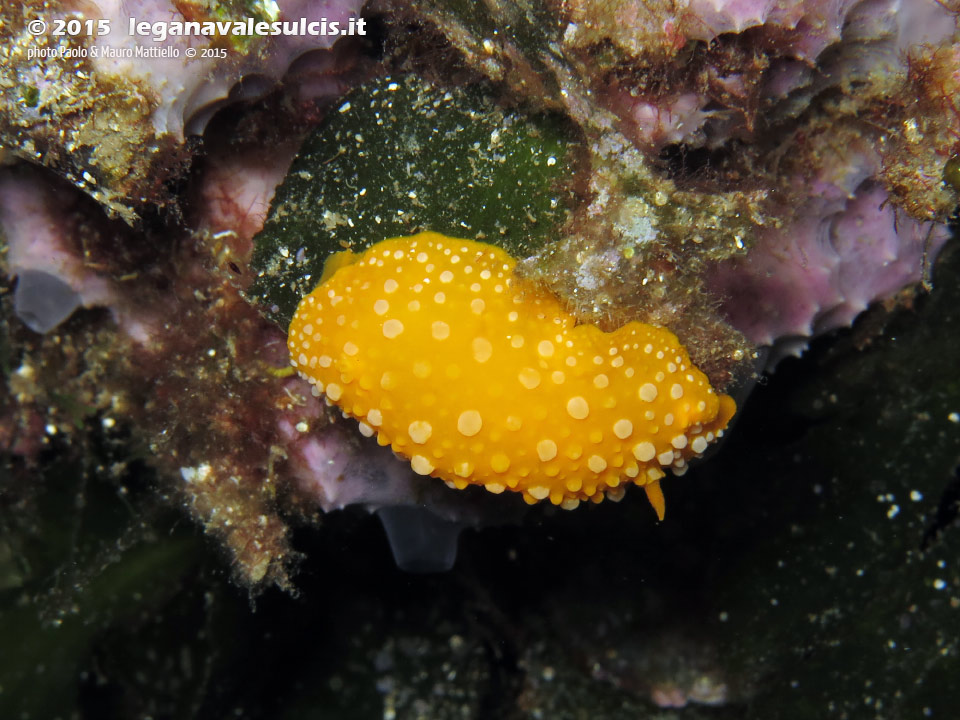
[{"left": 288, "top": 232, "right": 736, "bottom": 518}]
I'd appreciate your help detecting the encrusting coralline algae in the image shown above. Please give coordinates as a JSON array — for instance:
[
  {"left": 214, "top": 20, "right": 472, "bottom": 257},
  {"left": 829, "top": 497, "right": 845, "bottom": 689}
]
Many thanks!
[{"left": 0, "top": 0, "right": 365, "bottom": 221}]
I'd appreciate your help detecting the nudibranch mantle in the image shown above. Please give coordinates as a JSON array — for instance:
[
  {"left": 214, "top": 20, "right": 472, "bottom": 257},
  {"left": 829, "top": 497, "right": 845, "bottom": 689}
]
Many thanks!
[{"left": 288, "top": 232, "right": 735, "bottom": 519}]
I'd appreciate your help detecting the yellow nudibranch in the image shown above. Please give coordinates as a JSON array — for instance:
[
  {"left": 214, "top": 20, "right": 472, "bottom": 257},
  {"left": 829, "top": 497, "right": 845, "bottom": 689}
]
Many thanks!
[{"left": 288, "top": 232, "right": 736, "bottom": 519}]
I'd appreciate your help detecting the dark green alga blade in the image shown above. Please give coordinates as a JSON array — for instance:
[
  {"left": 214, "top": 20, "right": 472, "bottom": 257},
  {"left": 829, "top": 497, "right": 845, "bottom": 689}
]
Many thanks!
[{"left": 248, "top": 74, "right": 579, "bottom": 326}]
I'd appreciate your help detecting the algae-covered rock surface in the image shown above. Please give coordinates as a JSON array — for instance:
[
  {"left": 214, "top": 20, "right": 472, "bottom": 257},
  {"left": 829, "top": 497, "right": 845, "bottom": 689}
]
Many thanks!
[{"left": 248, "top": 74, "right": 580, "bottom": 326}]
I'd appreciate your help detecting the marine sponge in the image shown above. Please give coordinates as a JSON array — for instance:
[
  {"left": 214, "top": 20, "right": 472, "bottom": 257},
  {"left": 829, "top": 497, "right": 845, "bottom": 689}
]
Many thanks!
[{"left": 287, "top": 232, "right": 736, "bottom": 518}]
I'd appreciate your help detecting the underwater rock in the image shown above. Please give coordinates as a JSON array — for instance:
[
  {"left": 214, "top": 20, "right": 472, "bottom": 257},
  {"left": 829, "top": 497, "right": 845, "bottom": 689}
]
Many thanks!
[
  {"left": 561, "top": 0, "right": 862, "bottom": 61},
  {"left": 280, "top": 420, "right": 427, "bottom": 512},
  {"left": 82, "top": 0, "right": 367, "bottom": 140},
  {"left": 0, "top": 166, "right": 111, "bottom": 307},
  {"left": 192, "top": 129, "right": 305, "bottom": 251},
  {"left": 0, "top": 0, "right": 366, "bottom": 220},
  {"left": 411, "top": 0, "right": 960, "bottom": 221},
  {"left": 541, "top": 605, "right": 735, "bottom": 709},
  {"left": 707, "top": 139, "right": 950, "bottom": 357},
  {"left": 186, "top": 45, "right": 365, "bottom": 253},
  {"left": 0, "top": 165, "right": 154, "bottom": 342},
  {"left": 416, "top": 0, "right": 955, "bottom": 159},
  {"left": 405, "top": 0, "right": 958, "bottom": 360},
  {"left": 1, "top": 159, "right": 305, "bottom": 586},
  {"left": 598, "top": 0, "right": 955, "bottom": 150},
  {"left": 600, "top": 89, "right": 709, "bottom": 151},
  {"left": 279, "top": 417, "right": 521, "bottom": 518}
]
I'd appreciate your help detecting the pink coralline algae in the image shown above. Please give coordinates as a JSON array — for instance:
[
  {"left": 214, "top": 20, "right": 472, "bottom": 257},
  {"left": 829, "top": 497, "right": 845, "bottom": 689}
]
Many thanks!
[
  {"left": 83, "top": 0, "right": 367, "bottom": 139},
  {"left": 278, "top": 413, "right": 508, "bottom": 521},
  {"left": 0, "top": 166, "right": 156, "bottom": 341},
  {"left": 601, "top": 90, "right": 710, "bottom": 150},
  {"left": 711, "top": 183, "right": 946, "bottom": 351},
  {"left": 0, "top": 0, "right": 366, "bottom": 220},
  {"left": 568, "top": 0, "right": 955, "bottom": 151},
  {"left": 706, "top": 139, "right": 951, "bottom": 354},
  {"left": 193, "top": 135, "right": 305, "bottom": 251},
  {"left": 680, "top": 0, "right": 856, "bottom": 55}
]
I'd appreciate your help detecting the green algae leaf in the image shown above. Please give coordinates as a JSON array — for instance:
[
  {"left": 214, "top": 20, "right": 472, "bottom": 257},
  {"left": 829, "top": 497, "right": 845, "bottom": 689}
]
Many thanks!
[{"left": 248, "top": 74, "right": 579, "bottom": 326}]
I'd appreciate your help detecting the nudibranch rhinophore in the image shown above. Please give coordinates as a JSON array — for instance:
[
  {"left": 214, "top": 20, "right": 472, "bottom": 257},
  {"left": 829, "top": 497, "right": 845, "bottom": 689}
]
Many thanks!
[{"left": 288, "top": 232, "right": 736, "bottom": 519}]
